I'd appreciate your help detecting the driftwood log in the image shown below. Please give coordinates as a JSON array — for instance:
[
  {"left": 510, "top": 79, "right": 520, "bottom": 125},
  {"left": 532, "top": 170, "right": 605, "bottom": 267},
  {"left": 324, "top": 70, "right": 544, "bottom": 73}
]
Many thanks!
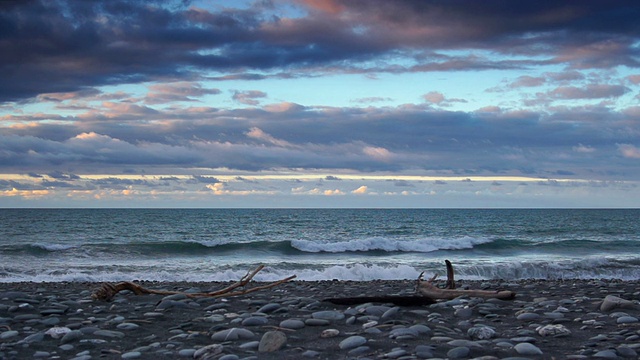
[
  {"left": 92, "top": 265, "right": 296, "bottom": 301},
  {"left": 324, "top": 260, "right": 515, "bottom": 305},
  {"left": 417, "top": 260, "right": 515, "bottom": 300}
]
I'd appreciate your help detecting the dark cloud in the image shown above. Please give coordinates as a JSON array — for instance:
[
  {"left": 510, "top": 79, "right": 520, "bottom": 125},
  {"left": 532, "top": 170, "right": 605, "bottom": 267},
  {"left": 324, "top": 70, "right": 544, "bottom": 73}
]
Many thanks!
[
  {"left": 47, "top": 171, "right": 80, "bottom": 180},
  {"left": 191, "top": 175, "right": 221, "bottom": 184},
  {"left": 2, "top": 100, "right": 639, "bottom": 179},
  {"left": 2, "top": 0, "right": 639, "bottom": 103}
]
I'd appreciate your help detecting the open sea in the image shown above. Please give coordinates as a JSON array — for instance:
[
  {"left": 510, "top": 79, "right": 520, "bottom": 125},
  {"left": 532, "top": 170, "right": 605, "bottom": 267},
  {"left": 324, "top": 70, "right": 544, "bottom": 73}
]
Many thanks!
[{"left": 1, "top": 208, "right": 639, "bottom": 283}]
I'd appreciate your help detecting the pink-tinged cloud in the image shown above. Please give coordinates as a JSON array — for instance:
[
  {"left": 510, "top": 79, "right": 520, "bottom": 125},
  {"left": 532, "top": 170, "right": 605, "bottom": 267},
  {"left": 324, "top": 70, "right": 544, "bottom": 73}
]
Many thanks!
[
  {"left": 297, "top": 0, "right": 346, "bottom": 14},
  {"left": 423, "top": 92, "right": 445, "bottom": 104},
  {"left": 145, "top": 82, "right": 221, "bottom": 104},
  {"left": 618, "top": 144, "right": 640, "bottom": 159},
  {"left": 509, "top": 76, "right": 545, "bottom": 88},
  {"left": 363, "top": 146, "right": 392, "bottom": 162},
  {"left": 246, "top": 127, "right": 294, "bottom": 148}
]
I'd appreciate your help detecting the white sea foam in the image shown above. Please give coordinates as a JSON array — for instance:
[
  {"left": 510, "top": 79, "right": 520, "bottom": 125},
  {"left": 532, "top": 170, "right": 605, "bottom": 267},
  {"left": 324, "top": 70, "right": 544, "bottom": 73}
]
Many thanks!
[
  {"left": 290, "top": 236, "right": 493, "bottom": 253},
  {"left": 31, "top": 243, "right": 76, "bottom": 251}
]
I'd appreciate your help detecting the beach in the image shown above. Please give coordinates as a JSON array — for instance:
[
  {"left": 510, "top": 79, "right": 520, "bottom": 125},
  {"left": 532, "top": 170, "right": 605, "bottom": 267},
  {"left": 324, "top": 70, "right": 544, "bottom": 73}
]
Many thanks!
[{"left": 1, "top": 279, "right": 640, "bottom": 359}]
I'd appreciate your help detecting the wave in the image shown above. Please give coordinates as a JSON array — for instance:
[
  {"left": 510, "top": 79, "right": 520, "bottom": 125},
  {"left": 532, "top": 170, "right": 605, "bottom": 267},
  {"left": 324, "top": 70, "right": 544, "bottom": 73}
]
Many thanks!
[
  {"left": 290, "top": 236, "right": 494, "bottom": 253},
  {"left": 1, "top": 237, "right": 496, "bottom": 256},
  {"left": 3, "top": 256, "right": 640, "bottom": 283}
]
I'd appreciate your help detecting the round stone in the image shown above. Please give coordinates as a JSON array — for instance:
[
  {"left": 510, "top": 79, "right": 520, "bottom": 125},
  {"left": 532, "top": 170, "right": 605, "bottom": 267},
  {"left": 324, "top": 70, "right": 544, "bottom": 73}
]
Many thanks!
[
  {"left": 312, "top": 310, "right": 345, "bottom": 321},
  {"left": 0, "top": 330, "right": 19, "bottom": 340},
  {"left": 259, "top": 331, "right": 287, "bottom": 352},
  {"left": 279, "top": 319, "right": 305, "bottom": 329},
  {"left": 617, "top": 316, "right": 638, "bottom": 324},
  {"left": 515, "top": 342, "right": 543, "bottom": 356},
  {"left": 211, "top": 328, "right": 255, "bottom": 341},
  {"left": 467, "top": 325, "right": 496, "bottom": 340},
  {"left": 339, "top": 335, "right": 367, "bottom": 350},
  {"left": 447, "top": 346, "right": 470, "bottom": 359},
  {"left": 517, "top": 312, "right": 541, "bottom": 321},
  {"left": 537, "top": 324, "right": 571, "bottom": 337},
  {"left": 121, "top": 351, "right": 141, "bottom": 359},
  {"left": 242, "top": 316, "right": 269, "bottom": 326}
]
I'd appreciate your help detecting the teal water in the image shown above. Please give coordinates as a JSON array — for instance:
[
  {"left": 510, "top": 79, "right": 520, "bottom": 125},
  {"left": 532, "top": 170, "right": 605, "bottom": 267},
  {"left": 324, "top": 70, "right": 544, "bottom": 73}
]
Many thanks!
[{"left": 1, "top": 209, "right": 638, "bottom": 282}]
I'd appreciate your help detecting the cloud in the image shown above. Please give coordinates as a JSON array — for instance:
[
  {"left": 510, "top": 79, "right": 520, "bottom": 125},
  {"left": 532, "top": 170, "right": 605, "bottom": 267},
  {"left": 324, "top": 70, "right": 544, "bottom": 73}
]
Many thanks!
[
  {"left": 145, "top": 82, "right": 221, "bottom": 104},
  {"left": 573, "top": 144, "right": 595, "bottom": 153},
  {"left": 352, "top": 185, "right": 368, "bottom": 194},
  {"left": 548, "top": 84, "right": 631, "bottom": 100},
  {"left": 618, "top": 144, "right": 640, "bottom": 159},
  {"left": 2, "top": 0, "right": 639, "bottom": 103},
  {"left": 232, "top": 90, "right": 268, "bottom": 105},
  {"left": 509, "top": 76, "right": 546, "bottom": 88}
]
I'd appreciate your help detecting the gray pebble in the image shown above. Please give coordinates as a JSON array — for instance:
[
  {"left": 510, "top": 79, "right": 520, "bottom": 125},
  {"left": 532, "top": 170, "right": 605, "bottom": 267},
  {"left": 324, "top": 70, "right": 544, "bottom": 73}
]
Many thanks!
[
  {"left": 242, "top": 316, "right": 269, "bottom": 326},
  {"left": 447, "top": 346, "right": 470, "bottom": 359},
  {"left": 593, "top": 349, "right": 619, "bottom": 358},
  {"left": 0, "top": 330, "right": 19, "bottom": 339},
  {"left": 516, "top": 312, "right": 541, "bottom": 321},
  {"left": 385, "top": 349, "right": 408, "bottom": 358},
  {"left": 312, "top": 310, "right": 345, "bottom": 321},
  {"left": 121, "top": 351, "right": 141, "bottom": 359},
  {"left": 219, "top": 355, "right": 239, "bottom": 360},
  {"left": 514, "top": 342, "right": 543, "bottom": 356},
  {"left": 339, "top": 335, "right": 367, "bottom": 350},
  {"left": 211, "top": 328, "right": 255, "bottom": 341},
  {"left": 60, "top": 330, "right": 84, "bottom": 344},
  {"left": 617, "top": 316, "right": 638, "bottom": 324},
  {"left": 257, "top": 303, "right": 281, "bottom": 313},
  {"left": 468, "top": 325, "right": 496, "bottom": 340},
  {"left": 258, "top": 330, "right": 287, "bottom": 352},
  {"left": 280, "top": 319, "right": 305, "bottom": 329},
  {"left": 116, "top": 322, "right": 140, "bottom": 330},
  {"left": 347, "top": 345, "right": 371, "bottom": 356}
]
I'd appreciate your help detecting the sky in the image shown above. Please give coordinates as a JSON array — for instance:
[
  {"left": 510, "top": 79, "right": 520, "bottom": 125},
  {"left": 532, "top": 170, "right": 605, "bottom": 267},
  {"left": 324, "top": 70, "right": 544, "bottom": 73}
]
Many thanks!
[{"left": 1, "top": 0, "right": 639, "bottom": 208}]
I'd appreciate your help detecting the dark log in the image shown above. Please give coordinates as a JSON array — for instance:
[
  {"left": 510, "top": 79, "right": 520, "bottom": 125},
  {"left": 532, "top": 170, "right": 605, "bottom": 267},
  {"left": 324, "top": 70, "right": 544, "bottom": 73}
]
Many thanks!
[{"left": 323, "top": 295, "right": 435, "bottom": 306}]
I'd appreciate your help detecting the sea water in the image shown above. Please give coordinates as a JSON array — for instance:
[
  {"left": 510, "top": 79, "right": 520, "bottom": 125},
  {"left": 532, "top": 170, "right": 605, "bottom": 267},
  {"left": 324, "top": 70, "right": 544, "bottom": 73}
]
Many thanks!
[{"left": 1, "top": 208, "right": 639, "bottom": 282}]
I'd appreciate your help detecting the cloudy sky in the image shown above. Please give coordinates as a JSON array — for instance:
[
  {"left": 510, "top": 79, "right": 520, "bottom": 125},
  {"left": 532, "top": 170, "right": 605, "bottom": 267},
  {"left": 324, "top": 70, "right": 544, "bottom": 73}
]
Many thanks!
[{"left": 1, "top": 0, "right": 639, "bottom": 208}]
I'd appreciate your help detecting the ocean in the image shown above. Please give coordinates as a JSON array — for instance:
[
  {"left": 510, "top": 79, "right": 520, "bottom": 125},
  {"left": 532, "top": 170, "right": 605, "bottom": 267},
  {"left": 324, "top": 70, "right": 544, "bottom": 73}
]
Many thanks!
[{"left": 1, "top": 208, "right": 639, "bottom": 283}]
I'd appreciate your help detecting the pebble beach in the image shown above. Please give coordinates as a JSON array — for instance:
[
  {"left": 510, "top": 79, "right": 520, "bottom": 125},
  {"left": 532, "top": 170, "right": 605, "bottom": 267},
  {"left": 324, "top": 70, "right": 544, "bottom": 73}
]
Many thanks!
[{"left": 1, "top": 279, "right": 640, "bottom": 360}]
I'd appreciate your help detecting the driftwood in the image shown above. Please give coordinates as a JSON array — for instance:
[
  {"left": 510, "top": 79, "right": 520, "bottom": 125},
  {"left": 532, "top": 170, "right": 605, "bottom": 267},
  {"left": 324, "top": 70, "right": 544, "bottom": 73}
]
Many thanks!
[
  {"left": 416, "top": 259, "right": 516, "bottom": 300},
  {"left": 92, "top": 265, "right": 296, "bottom": 301},
  {"left": 324, "top": 260, "right": 515, "bottom": 305},
  {"left": 323, "top": 295, "right": 435, "bottom": 306}
]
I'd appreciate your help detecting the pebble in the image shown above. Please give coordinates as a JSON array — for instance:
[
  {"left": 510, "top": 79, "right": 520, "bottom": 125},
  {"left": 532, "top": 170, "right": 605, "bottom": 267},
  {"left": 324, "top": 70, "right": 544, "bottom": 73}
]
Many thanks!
[
  {"left": 447, "top": 346, "right": 470, "bottom": 358},
  {"left": 514, "top": 342, "right": 544, "bottom": 356},
  {"left": 339, "top": 335, "right": 367, "bottom": 350},
  {"left": 258, "top": 330, "right": 287, "bottom": 352},
  {"left": 1, "top": 279, "right": 640, "bottom": 359}
]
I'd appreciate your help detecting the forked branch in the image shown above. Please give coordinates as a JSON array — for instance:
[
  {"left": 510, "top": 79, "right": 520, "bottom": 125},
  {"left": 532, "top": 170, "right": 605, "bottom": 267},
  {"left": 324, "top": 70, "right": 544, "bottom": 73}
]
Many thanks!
[{"left": 91, "top": 265, "right": 296, "bottom": 302}]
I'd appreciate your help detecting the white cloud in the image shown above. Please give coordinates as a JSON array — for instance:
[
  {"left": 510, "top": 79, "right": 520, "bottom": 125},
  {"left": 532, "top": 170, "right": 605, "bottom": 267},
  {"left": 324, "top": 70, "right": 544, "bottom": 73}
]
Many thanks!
[{"left": 352, "top": 185, "right": 368, "bottom": 194}]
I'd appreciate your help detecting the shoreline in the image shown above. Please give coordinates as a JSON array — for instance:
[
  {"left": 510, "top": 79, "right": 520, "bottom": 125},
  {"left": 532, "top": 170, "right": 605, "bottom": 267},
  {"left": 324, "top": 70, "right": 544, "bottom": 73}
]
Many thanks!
[{"left": 2, "top": 279, "right": 640, "bottom": 359}]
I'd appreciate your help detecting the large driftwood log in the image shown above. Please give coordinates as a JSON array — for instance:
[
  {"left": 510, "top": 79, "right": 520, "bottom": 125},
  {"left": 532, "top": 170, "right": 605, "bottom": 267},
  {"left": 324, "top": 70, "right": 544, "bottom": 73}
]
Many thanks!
[
  {"left": 92, "top": 265, "right": 296, "bottom": 301},
  {"left": 417, "top": 260, "right": 516, "bottom": 300},
  {"left": 324, "top": 260, "right": 516, "bottom": 305}
]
